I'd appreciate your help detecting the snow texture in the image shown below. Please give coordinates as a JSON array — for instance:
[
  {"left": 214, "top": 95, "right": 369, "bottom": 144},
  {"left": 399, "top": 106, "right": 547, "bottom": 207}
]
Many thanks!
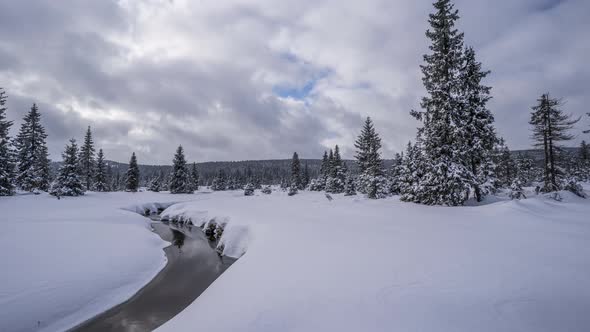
[{"left": 1, "top": 187, "right": 590, "bottom": 332}]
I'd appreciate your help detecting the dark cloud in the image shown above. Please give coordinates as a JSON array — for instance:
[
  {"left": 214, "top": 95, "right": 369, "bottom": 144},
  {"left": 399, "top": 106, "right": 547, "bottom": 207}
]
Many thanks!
[{"left": 0, "top": 0, "right": 588, "bottom": 164}]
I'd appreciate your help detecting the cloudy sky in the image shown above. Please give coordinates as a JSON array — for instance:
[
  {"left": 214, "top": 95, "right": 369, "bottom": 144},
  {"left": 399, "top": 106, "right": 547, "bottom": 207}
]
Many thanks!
[{"left": 0, "top": 0, "right": 588, "bottom": 164}]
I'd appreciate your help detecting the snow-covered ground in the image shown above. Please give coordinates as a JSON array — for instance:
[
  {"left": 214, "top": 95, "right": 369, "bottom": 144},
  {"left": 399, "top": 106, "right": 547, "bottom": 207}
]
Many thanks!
[
  {"left": 0, "top": 191, "right": 200, "bottom": 332},
  {"left": 1, "top": 188, "right": 590, "bottom": 332}
]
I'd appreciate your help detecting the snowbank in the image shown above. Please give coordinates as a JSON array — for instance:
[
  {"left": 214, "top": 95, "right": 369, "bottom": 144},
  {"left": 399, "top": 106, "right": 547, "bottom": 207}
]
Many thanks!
[
  {"left": 155, "top": 189, "right": 590, "bottom": 332},
  {"left": 0, "top": 191, "right": 203, "bottom": 332}
]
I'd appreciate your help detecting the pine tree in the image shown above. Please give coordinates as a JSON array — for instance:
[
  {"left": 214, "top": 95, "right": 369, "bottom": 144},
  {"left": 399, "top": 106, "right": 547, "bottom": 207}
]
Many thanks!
[
  {"left": 211, "top": 169, "right": 227, "bottom": 191},
  {"left": 399, "top": 142, "right": 426, "bottom": 202},
  {"left": 457, "top": 46, "right": 498, "bottom": 202},
  {"left": 148, "top": 169, "right": 162, "bottom": 192},
  {"left": 326, "top": 145, "right": 346, "bottom": 193},
  {"left": 515, "top": 153, "right": 537, "bottom": 186},
  {"left": 190, "top": 162, "right": 200, "bottom": 192},
  {"left": 50, "top": 139, "right": 84, "bottom": 197},
  {"left": 580, "top": 141, "right": 589, "bottom": 161},
  {"left": 244, "top": 183, "right": 255, "bottom": 196},
  {"left": 389, "top": 153, "right": 403, "bottom": 195},
  {"left": 301, "top": 163, "right": 310, "bottom": 189},
  {"left": 493, "top": 139, "right": 516, "bottom": 188},
  {"left": 79, "top": 126, "right": 96, "bottom": 191},
  {"left": 170, "top": 145, "right": 192, "bottom": 194},
  {"left": 530, "top": 93, "right": 579, "bottom": 192},
  {"left": 94, "top": 149, "right": 108, "bottom": 192},
  {"left": 14, "top": 104, "right": 50, "bottom": 192},
  {"left": 291, "top": 152, "right": 301, "bottom": 190},
  {"left": 354, "top": 117, "right": 386, "bottom": 199},
  {"left": 125, "top": 152, "right": 140, "bottom": 192},
  {"left": 0, "top": 88, "right": 15, "bottom": 196},
  {"left": 344, "top": 172, "right": 357, "bottom": 196},
  {"left": 409, "top": 0, "right": 475, "bottom": 205}
]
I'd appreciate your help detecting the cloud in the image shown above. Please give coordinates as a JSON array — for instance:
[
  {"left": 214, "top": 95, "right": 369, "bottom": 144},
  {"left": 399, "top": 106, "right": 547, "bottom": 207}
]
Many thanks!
[{"left": 0, "top": 0, "right": 588, "bottom": 163}]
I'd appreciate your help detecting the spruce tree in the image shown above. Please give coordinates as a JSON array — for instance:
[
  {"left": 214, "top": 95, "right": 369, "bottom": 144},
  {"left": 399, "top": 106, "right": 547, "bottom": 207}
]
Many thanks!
[
  {"left": 170, "top": 145, "right": 192, "bottom": 194},
  {"left": 79, "top": 126, "right": 96, "bottom": 191},
  {"left": 301, "top": 163, "right": 310, "bottom": 189},
  {"left": 211, "top": 169, "right": 227, "bottom": 191},
  {"left": 410, "top": 0, "right": 474, "bottom": 205},
  {"left": 125, "top": 152, "right": 140, "bottom": 192},
  {"left": 326, "top": 145, "right": 346, "bottom": 193},
  {"left": 148, "top": 170, "right": 162, "bottom": 192},
  {"left": 291, "top": 152, "right": 301, "bottom": 190},
  {"left": 50, "top": 139, "right": 84, "bottom": 197},
  {"left": 0, "top": 88, "right": 15, "bottom": 196},
  {"left": 344, "top": 173, "right": 357, "bottom": 196},
  {"left": 580, "top": 140, "right": 589, "bottom": 161},
  {"left": 190, "top": 162, "right": 199, "bottom": 192},
  {"left": 399, "top": 142, "right": 426, "bottom": 202},
  {"left": 94, "top": 149, "right": 108, "bottom": 192},
  {"left": 457, "top": 46, "right": 498, "bottom": 202},
  {"left": 389, "top": 153, "right": 403, "bottom": 195},
  {"left": 14, "top": 104, "right": 50, "bottom": 192},
  {"left": 493, "top": 139, "right": 516, "bottom": 188},
  {"left": 530, "top": 93, "right": 579, "bottom": 191},
  {"left": 354, "top": 117, "right": 387, "bottom": 199}
]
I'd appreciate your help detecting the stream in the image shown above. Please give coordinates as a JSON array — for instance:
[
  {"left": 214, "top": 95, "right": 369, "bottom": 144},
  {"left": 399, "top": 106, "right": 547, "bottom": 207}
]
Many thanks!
[{"left": 71, "top": 216, "right": 235, "bottom": 332}]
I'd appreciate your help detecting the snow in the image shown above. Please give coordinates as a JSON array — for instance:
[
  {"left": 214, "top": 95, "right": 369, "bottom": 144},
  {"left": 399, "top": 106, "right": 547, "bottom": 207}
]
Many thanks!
[
  {"left": 155, "top": 189, "right": 590, "bottom": 332},
  {"left": 0, "top": 191, "right": 199, "bottom": 332},
  {"left": 1, "top": 188, "right": 590, "bottom": 332}
]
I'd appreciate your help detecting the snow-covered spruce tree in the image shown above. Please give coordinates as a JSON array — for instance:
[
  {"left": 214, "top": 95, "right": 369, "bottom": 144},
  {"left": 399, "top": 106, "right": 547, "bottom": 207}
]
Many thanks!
[
  {"left": 301, "top": 163, "right": 310, "bottom": 189},
  {"left": 326, "top": 145, "right": 347, "bottom": 193},
  {"left": 354, "top": 117, "right": 387, "bottom": 199},
  {"left": 399, "top": 141, "right": 426, "bottom": 202},
  {"left": 148, "top": 170, "right": 162, "bottom": 192},
  {"left": 493, "top": 139, "right": 516, "bottom": 188},
  {"left": 530, "top": 93, "right": 579, "bottom": 192},
  {"left": 94, "top": 149, "right": 109, "bottom": 192},
  {"left": 0, "top": 88, "right": 15, "bottom": 196},
  {"left": 409, "top": 0, "right": 474, "bottom": 205},
  {"left": 14, "top": 104, "right": 50, "bottom": 192},
  {"left": 190, "top": 162, "right": 199, "bottom": 192},
  {"left": 169, "top": 145, "right": 192, "bottom": 194},
  {"left": 211, "top": 169, "right": 227, "bottom": 191},
  {"left": 580, "top": 140, "right": 589, "bottom": 161},
  {"left": 310, "top": 151, "right": 329, "bottom": 191},
  {"left": 514, "top": 153, "right": 537, "bottom": 187},
  {"left": 244, "top": 183, "right": 255, "bottom": 196},
  {"left": 388, "top": 153, "right": 403, "bottom": 195},
  {"left": 50, "top": 139, "right": 84, "bottom": 197},
  {"left": 79, "top": 126, "right": 96, "bottom": 191},
  {"left": 291, "top": 152, "right": 301, "bottom": 190},
  {"left": 344, "top": 172, "right": 357, "bottom": 196},
  {"left": 288, "top": 185, "right": 298, "bottom": 196},
  {"left": 125, "top": 152, "right": 140, "bottom": 192},
  {"left": 509, "top": 179, "right": 526, "bottom": 200},
  {"left": 456, "top": 46, "right": 498, "bottom": 202}
]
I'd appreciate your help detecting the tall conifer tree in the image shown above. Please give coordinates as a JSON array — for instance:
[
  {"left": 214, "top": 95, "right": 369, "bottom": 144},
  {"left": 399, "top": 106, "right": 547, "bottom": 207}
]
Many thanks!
[
  {"left": 125, "top": 152, "right": 140, "bottom": 192},
  {"left": 79, "top": 126, "right": 96, "bottom": 191},
  {"left": 94, "top": 148, "right": 108, "bottom": 192},
  {"left": 14, "top": 104, "right": 50, "bottom": 192},
  {"left": 170, "top": 145, "right": 192, "bottom": 194},
  {"left": 0, "top": 88, "right": 15, "bottom": 196},
  {"left": 50, "top": 139, "right": 84, "bottom": 197}
]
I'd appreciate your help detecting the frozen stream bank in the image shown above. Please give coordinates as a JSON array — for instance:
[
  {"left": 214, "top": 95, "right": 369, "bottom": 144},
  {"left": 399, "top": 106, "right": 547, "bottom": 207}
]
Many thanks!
[{"left": 72, "top": 219, "right": 235, "bottom": 332}]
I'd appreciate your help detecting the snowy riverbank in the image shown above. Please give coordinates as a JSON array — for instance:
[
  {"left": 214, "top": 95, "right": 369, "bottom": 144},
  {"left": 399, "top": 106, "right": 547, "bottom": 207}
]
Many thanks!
[{"left": 1, "top": 188, "right": 590, "bottom": 332}]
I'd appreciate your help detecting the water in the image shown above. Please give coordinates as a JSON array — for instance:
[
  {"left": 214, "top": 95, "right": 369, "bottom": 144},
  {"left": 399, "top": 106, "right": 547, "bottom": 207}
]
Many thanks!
[{"left": 72, "top": 219, "right": 235, "bottom": 332}]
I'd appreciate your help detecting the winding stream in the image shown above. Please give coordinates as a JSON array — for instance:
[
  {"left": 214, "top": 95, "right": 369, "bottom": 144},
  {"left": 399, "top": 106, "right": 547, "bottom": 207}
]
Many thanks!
[{"left": 71, "top": 217, "right": 235, "bottom": 332}]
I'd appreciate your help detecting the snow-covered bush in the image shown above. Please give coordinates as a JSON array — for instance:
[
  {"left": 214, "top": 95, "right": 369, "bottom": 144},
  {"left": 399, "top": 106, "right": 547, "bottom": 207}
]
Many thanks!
[
  {"left": 244, "top": 183, "right": 255, "bottom": 196},
  {"left": 308, "top": 178, "right": 324, "bottom": 191},
  {"left": 564, "top": 178, "right": 586, "bottom": 198},
  {"left": 509, "top": 179, "right": 526, "bottom": 200},
  {"left": 288, "top": 186, "right": 298, "bottom": 196},
  {"left": 261, "top": 186, "right": 272, "bottom": 194}
]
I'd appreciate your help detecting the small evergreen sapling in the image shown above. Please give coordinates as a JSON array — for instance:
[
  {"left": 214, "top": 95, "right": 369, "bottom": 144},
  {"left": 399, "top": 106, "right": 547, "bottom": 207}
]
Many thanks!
[
  {"left": 244, "top": 183, "right": 255, "bottom": 196},
  {"left": 261, "top": 185, "right": 272, "bottom": 194},
  {"left": 509, "top": 179, "right": 526, "bottom": 200}
]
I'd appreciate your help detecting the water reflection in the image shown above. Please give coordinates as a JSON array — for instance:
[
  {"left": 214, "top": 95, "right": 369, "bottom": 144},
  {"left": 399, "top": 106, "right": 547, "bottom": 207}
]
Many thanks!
[{"left": 171, "top": 229, "right": 185, "bottom": 249}]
